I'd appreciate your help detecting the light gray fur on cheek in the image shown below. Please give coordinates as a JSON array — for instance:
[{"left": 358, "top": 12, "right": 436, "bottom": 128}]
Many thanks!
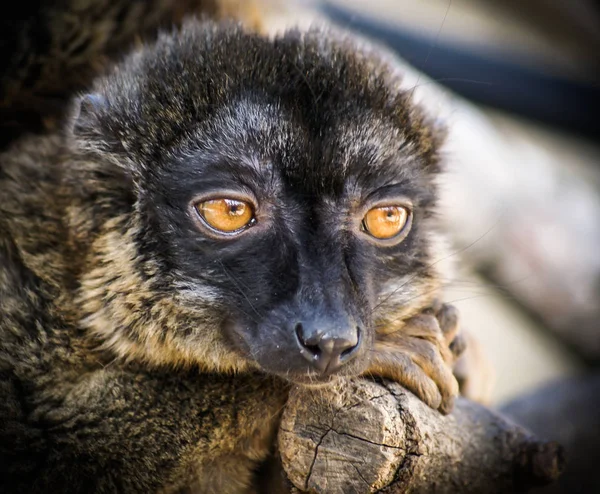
[
  {"left": 377, "top": 275, "right": 426, "bottom": 308},
  {"left": 173, "top": 280, "right": 221, "bottom": 304}
]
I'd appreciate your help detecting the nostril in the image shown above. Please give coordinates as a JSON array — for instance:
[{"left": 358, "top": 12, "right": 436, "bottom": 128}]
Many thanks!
[
  {"left": 339, "top": 326, "right": 361, "bottom": 360},
  {"left": 295, "top": 323, "right": 321, "bottom": 358}
]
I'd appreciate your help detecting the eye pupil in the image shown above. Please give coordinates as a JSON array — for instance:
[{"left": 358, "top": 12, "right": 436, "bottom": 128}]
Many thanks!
[{"left": 228, "top": 202, "right": 243, "bottom": 215}]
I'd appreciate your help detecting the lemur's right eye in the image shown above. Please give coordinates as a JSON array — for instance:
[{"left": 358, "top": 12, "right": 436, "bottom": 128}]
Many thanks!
[
  {"left": 362, "top": 205, "right": 410, "bottom": 240},
  {"left": 196, "top": 198, "right": 255, "bottom": 234}
]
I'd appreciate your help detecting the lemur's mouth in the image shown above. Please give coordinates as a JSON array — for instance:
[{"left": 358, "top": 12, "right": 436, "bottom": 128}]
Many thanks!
[
  {"left": 277, "top": 353, "right": 369, "bottom": 387},
  {"left": 286, "top": 373, "right": 345, "bottom": 388}
]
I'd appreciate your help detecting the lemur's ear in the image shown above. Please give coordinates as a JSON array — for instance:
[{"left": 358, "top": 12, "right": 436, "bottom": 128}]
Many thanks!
[
  {"left": 72, "top": 93, "right": 106, "bottom": 136},
  {"left": 70, "top": 93, "right": 142, "bottom": 179},
  {"left": 71, "top": 93, "right": 122, "bottom": 153},
  {"left": 69, "top": 93, "right": 144, "bottom": 195},
  {"left": 75, "top": 93, "right": 106, "bottom": 122}
]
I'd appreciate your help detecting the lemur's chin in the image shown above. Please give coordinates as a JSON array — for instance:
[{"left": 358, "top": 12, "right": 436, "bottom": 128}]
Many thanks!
[
  {"left": 285, "top": 374, "right": 345, "bottom": 388},
  {"left": 276, "top": 360, "right": 369, "bottom": 387}
]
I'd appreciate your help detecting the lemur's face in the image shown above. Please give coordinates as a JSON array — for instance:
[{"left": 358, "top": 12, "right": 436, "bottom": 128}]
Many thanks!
[
  {"left": 74, "top": 22, "right": 445, "bottom": 382},
  {"left": 152, "top": 98, "right": 432, "bottom": 383}
]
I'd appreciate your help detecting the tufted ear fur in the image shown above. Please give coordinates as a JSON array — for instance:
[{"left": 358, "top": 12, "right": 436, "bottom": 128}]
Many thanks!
[
  {"left": 69, "top": 93, "right": 145, "bottom": 195},
  {"left": 72, "top": 94, "right": 119, "bottom": 152}
]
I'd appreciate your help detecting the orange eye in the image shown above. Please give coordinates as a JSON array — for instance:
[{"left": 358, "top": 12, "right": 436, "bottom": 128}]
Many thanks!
[
  {"left": 362, "top": 206, "right": 410, "bottom": 240},
  {"left": 196, "top": 198, "right": 254, "bottom": 233}
]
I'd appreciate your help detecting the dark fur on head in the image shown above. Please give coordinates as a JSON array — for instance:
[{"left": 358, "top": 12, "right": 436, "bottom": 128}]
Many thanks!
[{"left": 62, "top": 20, "right": 447, "bottom": 382}]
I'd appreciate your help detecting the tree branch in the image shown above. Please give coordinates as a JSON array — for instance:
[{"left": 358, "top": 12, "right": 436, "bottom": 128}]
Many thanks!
[{"left": 279, "top": 379, "right": 564, "bottom": 493}]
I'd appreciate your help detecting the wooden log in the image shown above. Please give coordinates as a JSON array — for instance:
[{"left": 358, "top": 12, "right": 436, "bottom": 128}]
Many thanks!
[{"left": 279, "top": 379, "right": 564, "bottom": 493}]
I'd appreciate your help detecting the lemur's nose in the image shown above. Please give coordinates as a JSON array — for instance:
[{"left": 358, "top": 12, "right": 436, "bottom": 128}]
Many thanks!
[{"left": 294, "top": 321, "right": 361, "bottom": 374}]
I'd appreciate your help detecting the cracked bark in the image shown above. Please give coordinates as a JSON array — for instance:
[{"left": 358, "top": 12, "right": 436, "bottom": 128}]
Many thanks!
[{"left": 278, "top": 379, "right": 564, "bottom": 493}]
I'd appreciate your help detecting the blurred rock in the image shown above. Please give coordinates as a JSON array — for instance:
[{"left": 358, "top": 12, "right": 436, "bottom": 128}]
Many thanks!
[{"left": 500, "top": 373, "right": 600, "bottom": 494}]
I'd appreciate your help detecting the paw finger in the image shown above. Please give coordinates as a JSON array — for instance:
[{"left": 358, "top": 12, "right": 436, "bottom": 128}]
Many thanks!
[
  {"left": 401, "top": 314, "right": 440, "bottom": 339},
  {"left": 412, "top": 346, "right": 459, "bottom": 415},
  {"left": 399, "top": 358, "right": 443, "bottom": 410},
  {"left": 449, "top": 333, "right": 467, "bottom": 360},
  {"left": 436, "top": 303, "right": 460, "bottom": 343},
  {"left": 367, "top": 352, "right": 442, "bottom": 410}
]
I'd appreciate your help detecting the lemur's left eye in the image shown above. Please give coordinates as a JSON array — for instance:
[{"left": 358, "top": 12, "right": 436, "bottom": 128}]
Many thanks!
[
  {"left": 196, "top": 198, "right": 255, "bottom": 234},
  {"left": 362, "top": 205, "right": 410, "bottom": 240}
]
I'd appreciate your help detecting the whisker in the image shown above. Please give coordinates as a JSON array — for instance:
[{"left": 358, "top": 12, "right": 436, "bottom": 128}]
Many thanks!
[
  {"left": 216, "top": 259, "right": 262, "bottom": 321},
  {"left": 408, "top": 0, "right": 452, "bottom": 102},
  {"left": 370, "top": 220, "right": 501, "bottom": 315},
  {"left": 436, "top": 273, "right": 535, "bottom": 291}
]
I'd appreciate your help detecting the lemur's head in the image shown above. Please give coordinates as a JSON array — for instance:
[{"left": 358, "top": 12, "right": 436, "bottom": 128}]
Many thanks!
[{"left": 72, "top": 21, "right": 447, "bottom": 383}]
